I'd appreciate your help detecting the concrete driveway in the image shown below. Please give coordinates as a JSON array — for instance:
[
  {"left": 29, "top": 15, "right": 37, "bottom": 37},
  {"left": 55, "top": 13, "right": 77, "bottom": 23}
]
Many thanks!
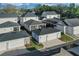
[{"left": 43, "top": 39, "right": 65, "bottom": 48}]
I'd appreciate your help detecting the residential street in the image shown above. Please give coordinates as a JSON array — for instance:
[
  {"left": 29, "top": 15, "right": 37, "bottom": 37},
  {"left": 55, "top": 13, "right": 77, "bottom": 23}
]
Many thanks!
[
  {"left": 0, "top": 48, "right": 60, "bottom": 56},
  {"left": 0, "top": 43, "right": 73, "bottom": 56}
]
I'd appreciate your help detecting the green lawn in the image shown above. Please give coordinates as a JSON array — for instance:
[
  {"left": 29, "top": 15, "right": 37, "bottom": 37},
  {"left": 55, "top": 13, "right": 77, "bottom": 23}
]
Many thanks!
[
  {"left": 60, "top": 34, "right": 73, "bottom": 42},
  {"left": 26, "top": 38, "right": 44, "bottom": 51},
  {"left": 30, "top": 39, "right": 44, "bottom": 49}
]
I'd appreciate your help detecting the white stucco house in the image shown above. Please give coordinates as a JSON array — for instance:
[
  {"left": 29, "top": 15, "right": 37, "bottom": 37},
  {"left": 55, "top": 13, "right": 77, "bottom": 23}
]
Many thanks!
[
  {"left": 0, "top": 31, "right": 30, "bottom": 52},
  {"left": 23, "top": 20, "right": 46, "bottom": 31},
  {"left": 32, "top": 27, "right": 61, "bottom": 43},
  {"left": 0, "top": 21, "right": 20, "bottom": 34},
  {"left": 42, "top": 11, "right": 60, "bottom": 19},
  {"left": 63, "top": 18, "right": 79, "bottom": 36},
  {"left": 0, "top": 13, "right": 18, "bottom": 24},
  {"left": 20, "top": 12, "right": 39, "bottom": 23}
]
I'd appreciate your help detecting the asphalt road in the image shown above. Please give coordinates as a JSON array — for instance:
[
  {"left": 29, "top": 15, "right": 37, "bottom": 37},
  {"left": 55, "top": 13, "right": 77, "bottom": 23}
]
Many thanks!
[{"left": 18, "top": 48, "right": 60, "bottom": 56}]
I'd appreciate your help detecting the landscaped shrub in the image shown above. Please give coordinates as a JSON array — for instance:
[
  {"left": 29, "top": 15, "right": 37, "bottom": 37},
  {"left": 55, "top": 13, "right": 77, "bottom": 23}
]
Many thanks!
[
  {"left": 25, "top": 44, "right": 32, "bottom": 48},
  {"left": 38, "top": 43, "right": 44, "bottom": 48}
]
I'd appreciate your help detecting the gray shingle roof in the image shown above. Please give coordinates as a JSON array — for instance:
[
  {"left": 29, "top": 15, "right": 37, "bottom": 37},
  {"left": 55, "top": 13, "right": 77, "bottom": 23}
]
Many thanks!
[
  {"left": 32, "top": 27, "right": 60, "bottom": 35},
  {"left": 43, "top": 18, "right": 60, "bottom": 24},
  {"left": 42, "top": 11, "right": 58, "bottom": 17},
  {"left": 24, "top": 12, "right": 37, "bottom": 17},
  {"left": 24, "top": 19, "right": 44, "bottom": 25},
  {"left": 64, "top": 18, "right": 79, "bottom": 27},
  {"left": 0, "top": 21, "right": 20, "bottom": 28},
  {"left": 57, "top": 21, "right": 66, "bottom": 26},
  {"left": 0, "top": 13, "right": 17, "bottom": 18},
  {"left": 0, "top": 31, "right": 30, "bottom": 42}
]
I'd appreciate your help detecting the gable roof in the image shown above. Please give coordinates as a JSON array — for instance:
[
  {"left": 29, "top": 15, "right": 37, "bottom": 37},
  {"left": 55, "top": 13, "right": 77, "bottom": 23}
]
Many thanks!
[
  {"left": 42, "top": 11, "right": 58, "bottom": 17},
  {"left": 24, "top": 19, "right": 44, "bottom": 25},
  {"left": 0, "top": 31, "right": 30, "bottom": 42},
  {"left": 22, "top": 12, "right": 37, "bottom": 17},
  {"left": 42, "top": 18, "right": 60, "bottom": 24},
  {"left": 57, "top": 21, "right": 67, "bottom": 26},
  {"left": 0, "top": 13, "right": 17, "bottom": 18},
  {"left": 0, "top": 21, "right": 19, "bottom": 28},
  {"left": 32, "top": 27, "right": 60, "bottom": 35},
  {"left": 64, "top": 18, "right": 79, "bottom": 27}
]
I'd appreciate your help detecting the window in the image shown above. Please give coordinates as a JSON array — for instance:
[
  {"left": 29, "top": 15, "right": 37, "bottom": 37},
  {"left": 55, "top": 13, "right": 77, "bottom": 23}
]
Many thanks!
[
  {"left": 39, "top": 25, "right": 46, "bottom": 29},
  {"left": 31, "top": 25, "right": 37, "bottom": 30},
  {"left": 14, "top": 27, "right": 19, "bottom": 31}
]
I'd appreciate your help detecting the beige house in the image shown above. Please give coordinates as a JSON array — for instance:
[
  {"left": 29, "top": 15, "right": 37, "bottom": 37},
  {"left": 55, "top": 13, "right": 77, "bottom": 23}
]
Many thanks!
[
  {"left": 20, "top": 12, "right": 39, "bottom": 23},
  {"left": 23, "top": 20, "right": 46, "bottom": 31},
  {"left": 0, "top": 21, "right": 20, "bottom": 34},
  {"left": 0, "top": 31, "right": 30, "bottom": 52},
  {"left": 56, "top": 18, "right": 79, "bottom": 36},
  {"left": 64, "top": 18, "right": 79, "bottom": 36},
  {"left": 0, "top": 13, "right": 18, "bottom": 24},
  {"left": 42, "top": 11, "right": 60, "bottom": 19},
  {"left": 32, "top": 27, "right": 61, "bottom": 43}
]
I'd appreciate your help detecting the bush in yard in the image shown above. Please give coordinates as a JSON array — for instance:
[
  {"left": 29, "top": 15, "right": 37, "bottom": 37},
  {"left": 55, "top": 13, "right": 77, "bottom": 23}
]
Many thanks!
[
  {"left": 25, "top": 44, "right": 32, "bottom": 48},
  {"left": 38, "top": 43, "right": 44, "bottom": 48}
]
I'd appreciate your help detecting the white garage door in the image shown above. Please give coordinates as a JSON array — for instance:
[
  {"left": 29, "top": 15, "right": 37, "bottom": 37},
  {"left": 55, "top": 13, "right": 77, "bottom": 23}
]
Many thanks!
[
  {"left": 47, "top": 33, "right": 58, "bottom": 41},
  {"left": 39, "top": 35, "right": 47, "bottom": 43},
  {"left": 0, "top": 42, "right": 7, "bottom": 51},
  {"left": 8, "top": 38, "right": 25, "bottom": 49},
  {"left": 74, "top": 26, "right": 79, "bottom": 35}
]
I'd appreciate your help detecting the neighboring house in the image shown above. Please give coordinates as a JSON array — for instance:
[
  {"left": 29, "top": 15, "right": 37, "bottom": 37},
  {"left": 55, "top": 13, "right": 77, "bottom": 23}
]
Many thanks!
[
  {"left": 42, "top": 18, "right": 60, "bottom": 27},
  {"left": 23, "top": 20, "right": 46, "bottom": 31},
  {"left": 0, "top": 21, "right": 20, "bottom": 34},
  {"left": 20, "top": 12, "right": 39, "bottom": 23},
  {"left": 41, "top": 11, "right": 60, "bottom": 19},
  {"left": 0, "top": 13, "right": 18, "bottom": 24},
  {"left": 0, "top": 31, "right": 30, "bottom": 52},
  {"left": 64, "top": 18, "right": 79, "bottom": 35},
  {"left": 32, "top": 27, "right": 61, "bottom": 43},
  {"left": 55, "top": 21, "right": 67, "bottom": 34}
]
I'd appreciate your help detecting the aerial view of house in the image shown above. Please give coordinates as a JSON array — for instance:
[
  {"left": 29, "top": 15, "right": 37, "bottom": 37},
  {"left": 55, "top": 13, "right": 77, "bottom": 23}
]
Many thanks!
[
  {"left": 20, "top": 12, "right": 39, "bottom": 23},
  {"left": 0, "top": 3, "right": 79, "bottom": 56},
  {"left": 0, "top": 31, "right": 30, "bottom": 52},
  {"left": 0, "top": 21, "right": 20, "bottom": 34},
  {"left": 41, "top": 11, "right": 60, "bottom": 20},
  {"left": 64, "top": 18, "right": 79, "bottom": 36},
  {"left": 32, "top": 27, "right": 61, "bottom": 43},
  {"left": 23, "top": 20, "right": 46, "bottom": 31}
]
